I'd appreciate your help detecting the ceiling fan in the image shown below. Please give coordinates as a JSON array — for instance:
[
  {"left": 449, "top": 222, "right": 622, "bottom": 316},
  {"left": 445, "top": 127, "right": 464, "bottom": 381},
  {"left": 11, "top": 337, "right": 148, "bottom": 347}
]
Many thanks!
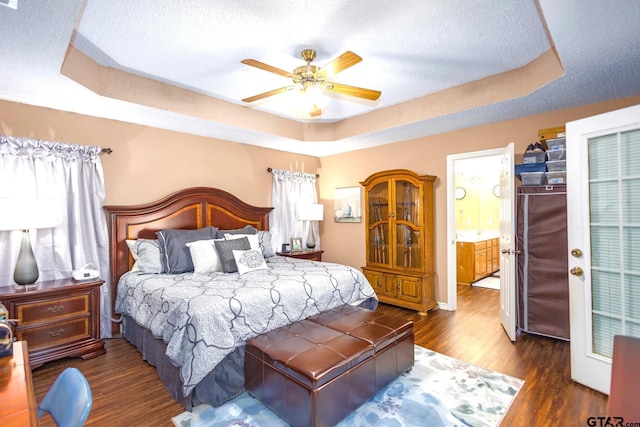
[{"left": 241, "top": 49, "right": 381, "bottom": 117}]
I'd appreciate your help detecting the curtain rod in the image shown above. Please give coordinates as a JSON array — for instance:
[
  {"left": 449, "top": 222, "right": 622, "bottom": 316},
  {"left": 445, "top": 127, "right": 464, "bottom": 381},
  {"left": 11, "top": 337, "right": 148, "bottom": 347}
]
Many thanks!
[
  {"left": 267, "top": 167, "right": 319, "bottom": 178},
  {"left": 101, "top": 148, "right": 112, "bottom": 154}
]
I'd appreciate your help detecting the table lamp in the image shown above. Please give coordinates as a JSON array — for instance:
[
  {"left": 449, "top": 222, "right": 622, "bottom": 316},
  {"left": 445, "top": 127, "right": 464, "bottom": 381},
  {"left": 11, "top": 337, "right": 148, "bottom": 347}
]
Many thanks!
[
  {"left": 0, "top": 197, "right": 61, "bottom": 285},
  {"left": 298, "top": 204, "right": 324, "bottom": 249}
]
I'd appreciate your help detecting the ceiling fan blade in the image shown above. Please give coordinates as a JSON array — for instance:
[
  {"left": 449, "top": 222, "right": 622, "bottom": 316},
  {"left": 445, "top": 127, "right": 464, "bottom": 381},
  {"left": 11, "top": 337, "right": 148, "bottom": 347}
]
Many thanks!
[
  {"left": 324, "top": 82, "right": 381, "bottom": 101},
  {"left": 241, "top": 59, "right": 292, "bottom": 78},
  {"left": 242, "top": 86, "right": 290, "bottom": 103},
  {"left": 319, "top": 51, "right": 362, "bottom": 78}
]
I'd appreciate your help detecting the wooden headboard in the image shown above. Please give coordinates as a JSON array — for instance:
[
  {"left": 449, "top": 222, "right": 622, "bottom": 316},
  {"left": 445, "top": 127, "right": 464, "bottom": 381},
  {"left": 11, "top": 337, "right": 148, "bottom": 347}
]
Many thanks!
[{"left": 104, "top": 187, "right": 273, "bottom": 334}]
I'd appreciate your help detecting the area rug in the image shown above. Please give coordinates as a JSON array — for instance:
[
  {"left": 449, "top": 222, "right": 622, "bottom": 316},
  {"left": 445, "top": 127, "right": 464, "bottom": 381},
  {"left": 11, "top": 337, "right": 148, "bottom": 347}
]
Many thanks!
[{"left": 172, "top": 345, "right": 523, "bottom": 427}]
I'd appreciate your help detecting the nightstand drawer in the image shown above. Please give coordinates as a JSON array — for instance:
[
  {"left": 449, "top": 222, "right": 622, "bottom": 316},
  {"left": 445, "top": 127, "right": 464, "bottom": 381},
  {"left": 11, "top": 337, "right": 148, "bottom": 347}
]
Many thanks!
[
  {"left": 16, "top": 295, "right": 89, "bottom": 326},
  {"left": 17, "top": 317, "right": 90, "bottom": 351}
]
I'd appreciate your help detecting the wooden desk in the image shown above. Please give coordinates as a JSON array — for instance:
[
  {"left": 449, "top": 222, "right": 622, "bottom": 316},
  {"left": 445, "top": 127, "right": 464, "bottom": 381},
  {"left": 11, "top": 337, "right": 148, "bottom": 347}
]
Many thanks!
[
  {"left": 0, "top": 341, "right": 38, "bottom": 426},
  {"left": 608, "top": 335, "right": 640, "bottom": 420}
]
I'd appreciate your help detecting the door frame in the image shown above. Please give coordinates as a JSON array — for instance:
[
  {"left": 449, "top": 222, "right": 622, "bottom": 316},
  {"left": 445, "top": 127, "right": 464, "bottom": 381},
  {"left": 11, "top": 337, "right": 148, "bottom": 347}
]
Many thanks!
[{"left": 446, "top": 147, "right": 504, "bottom": 311}]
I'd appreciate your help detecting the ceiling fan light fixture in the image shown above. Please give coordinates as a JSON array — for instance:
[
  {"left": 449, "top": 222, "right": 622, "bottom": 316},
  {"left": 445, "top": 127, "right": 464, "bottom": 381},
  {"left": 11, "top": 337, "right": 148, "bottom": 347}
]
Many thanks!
[
  {"left": 241, "top": 49, "right": 381, "bottom": 114},
  {"left": 290, "top": 84, "right": 328, "bottom": 119}
]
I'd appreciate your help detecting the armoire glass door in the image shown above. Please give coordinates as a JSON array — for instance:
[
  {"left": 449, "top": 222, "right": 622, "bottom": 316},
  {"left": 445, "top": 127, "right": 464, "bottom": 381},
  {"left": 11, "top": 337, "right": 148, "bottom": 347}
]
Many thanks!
[
  {"left": 368, "top": 181, "right": 389, "bottom": 265},
  {"left": 395, "top": 180, "right": 421, "bottom": 270}
]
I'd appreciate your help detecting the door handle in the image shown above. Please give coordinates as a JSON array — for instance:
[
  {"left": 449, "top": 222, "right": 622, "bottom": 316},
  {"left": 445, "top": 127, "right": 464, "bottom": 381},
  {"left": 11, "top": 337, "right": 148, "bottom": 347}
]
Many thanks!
[
  {"left": 501, "top": 249, "right": 521, "bottom": 254},
  {"left": 571, "top": 248, "right": 583, "bottom": 258},
  {"left": 570, "top": 267, "right": 584, "bottom": 276}
]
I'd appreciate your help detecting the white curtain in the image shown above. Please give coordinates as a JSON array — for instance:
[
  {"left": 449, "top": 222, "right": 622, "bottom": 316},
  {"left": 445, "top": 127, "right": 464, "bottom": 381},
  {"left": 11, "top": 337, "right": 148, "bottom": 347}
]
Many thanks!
[
  {"left": 270, "top": 169, "right": 319, "bottom": 251},
  {"left": 0, "top": 136, "right": 112, "bottom": 338}
]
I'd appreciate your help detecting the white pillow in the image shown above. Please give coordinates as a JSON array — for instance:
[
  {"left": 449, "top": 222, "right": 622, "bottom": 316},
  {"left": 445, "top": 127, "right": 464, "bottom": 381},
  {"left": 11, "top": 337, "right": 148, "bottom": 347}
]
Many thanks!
[
  {"left": 224, "top": 233, "right": 260, "bottom": 251},
  {"left": 185, "top": 239, "right": 224, "bottom": 274},
  {"left": 233, "top": 249, "right": 268, "bottom": 275}
]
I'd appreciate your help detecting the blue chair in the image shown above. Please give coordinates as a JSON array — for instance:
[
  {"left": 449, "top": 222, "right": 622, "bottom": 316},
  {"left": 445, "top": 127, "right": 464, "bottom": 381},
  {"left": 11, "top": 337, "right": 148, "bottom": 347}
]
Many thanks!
[{"left": 38, "top": 367, "right": 93, "bottom": 427}]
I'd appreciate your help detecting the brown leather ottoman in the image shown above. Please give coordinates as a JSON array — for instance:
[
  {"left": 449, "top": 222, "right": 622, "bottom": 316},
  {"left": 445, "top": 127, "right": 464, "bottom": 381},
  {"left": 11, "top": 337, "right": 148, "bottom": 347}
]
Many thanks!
[
  {"left": 245, "top": 319, "right": 376, "bottom": 427},
  {"left": 308, "top": 304, "right": 414, "bottom": 392}
]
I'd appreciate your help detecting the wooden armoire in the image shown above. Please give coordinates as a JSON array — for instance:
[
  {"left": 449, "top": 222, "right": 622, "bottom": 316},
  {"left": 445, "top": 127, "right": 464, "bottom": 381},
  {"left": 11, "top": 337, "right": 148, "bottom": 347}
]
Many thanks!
[{"left": 360, "top": 169, "right": 437, "bottom": 315}]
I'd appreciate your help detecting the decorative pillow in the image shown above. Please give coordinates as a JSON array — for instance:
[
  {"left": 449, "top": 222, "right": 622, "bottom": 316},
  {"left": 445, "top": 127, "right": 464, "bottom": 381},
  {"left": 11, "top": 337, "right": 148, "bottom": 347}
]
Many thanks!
[
  {"left": 185, "top": 239, "right": 224, "bottom": 274},
  {"left": 224, "top": 233, "right": 260, "bottom": 251},
  {"left": 125, "top": 239, "right": 164, "bottom": 273},
  {"left": 225, "top": 232, "right": 275, "bottom": 258},
  {"left": 214, "top": 237, "right": 251, "bottom": 273},
  {"left": 233, "top": 249, "right": 268, "bottom": 275},
  {"left": 156, "top": 227, "right": 218, "bottom": 274},
  {"left": 215, "top": 225, "right": 257, "bottom": 239},
  {"left": 257, "top": 230, "right": 275, "bottom": 257}
]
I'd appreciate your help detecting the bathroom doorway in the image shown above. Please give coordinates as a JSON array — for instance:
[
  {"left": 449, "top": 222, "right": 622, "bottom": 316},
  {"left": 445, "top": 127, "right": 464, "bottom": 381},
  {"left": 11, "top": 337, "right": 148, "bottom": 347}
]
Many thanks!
[
  {"left": 454, "top": 154, "right": 502, "bottom": 290},
  {"left": 447, "top": 145, "right": 517, "bottom": 339},
  {"left": 446, "top": 147, "right": 504, "bottom": 310}
]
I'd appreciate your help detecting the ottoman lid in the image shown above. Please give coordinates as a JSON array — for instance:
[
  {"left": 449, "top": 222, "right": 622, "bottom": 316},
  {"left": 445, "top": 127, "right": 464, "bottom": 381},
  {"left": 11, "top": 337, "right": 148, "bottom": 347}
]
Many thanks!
[
  {"left": 308, "top": 305, "right": 414, "bottom": 351},
  {"left": 246, "top": 319, "right": 373, "bottom": 388}
]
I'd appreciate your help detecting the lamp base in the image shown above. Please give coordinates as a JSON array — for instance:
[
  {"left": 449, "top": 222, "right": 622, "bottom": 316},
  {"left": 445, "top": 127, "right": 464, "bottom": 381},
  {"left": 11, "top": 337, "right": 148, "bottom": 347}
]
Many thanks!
[
  {"left": 13, "top": 230, "right": 39, "bottom": 286},
  {"left": 306, "top": 225, "right": 316, "bottom": 250}
]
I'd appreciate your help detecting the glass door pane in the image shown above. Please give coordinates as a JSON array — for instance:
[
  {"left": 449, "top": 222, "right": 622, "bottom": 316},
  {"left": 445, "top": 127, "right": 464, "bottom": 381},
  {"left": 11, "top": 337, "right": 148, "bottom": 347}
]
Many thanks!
[
  {"left": 395, "top": 180, "right": 419, "bottom": 226},
  {"left": 395, "top": 180, "right": 422, "bottom": 270},
  {"left": 589, "top": 128, "right": 640, "bottom": 357},
  {"left": 368, "top": 182, "right": 389, "bottom": 265}
]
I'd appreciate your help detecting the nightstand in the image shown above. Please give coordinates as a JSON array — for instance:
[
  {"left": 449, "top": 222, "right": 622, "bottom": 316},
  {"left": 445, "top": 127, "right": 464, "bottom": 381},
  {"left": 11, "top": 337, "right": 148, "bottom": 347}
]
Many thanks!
[
  {"left": 0, "top": 278, "right": 106, "bottom": 367},
  {"left": 276, "top": 250, "right": 324, "bottom": 262}
]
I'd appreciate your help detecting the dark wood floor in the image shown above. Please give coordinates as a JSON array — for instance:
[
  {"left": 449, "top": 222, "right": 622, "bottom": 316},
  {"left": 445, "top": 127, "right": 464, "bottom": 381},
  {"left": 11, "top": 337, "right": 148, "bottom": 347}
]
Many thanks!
[{"left": 31, "top": 284, "right": 607, "bottom": 426}]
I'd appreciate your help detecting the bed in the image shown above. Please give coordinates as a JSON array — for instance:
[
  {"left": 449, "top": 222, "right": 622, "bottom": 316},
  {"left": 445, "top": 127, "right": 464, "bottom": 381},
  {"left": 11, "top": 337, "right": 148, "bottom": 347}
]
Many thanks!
[{"left": 105, "top": 187, "right": 378, "bottom": 409}]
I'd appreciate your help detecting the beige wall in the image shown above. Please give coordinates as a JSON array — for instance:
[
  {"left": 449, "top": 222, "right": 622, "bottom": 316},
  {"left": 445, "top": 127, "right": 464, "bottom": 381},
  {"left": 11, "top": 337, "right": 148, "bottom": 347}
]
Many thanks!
[
  {"left": 318, "top": 95, "right": 640, "bottom": 304},
  {"left": 0, "top": 100, "right": 320, "bottom": 207},
  {"left": 2, "top": 95, "right": 640, "bottom": 306}
]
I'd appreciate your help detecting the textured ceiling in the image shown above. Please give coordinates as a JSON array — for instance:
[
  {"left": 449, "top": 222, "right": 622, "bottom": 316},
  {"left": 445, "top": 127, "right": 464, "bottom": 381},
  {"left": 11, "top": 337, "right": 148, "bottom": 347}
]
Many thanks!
[{"left": 0, "top": 0, "right": 639, "bottom": 156}]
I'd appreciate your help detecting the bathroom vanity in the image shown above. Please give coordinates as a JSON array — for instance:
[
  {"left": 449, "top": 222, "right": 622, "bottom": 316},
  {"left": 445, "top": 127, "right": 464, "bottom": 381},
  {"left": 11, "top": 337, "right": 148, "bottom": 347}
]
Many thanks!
[{"left": 456, "top": 233, "right": 500, "bottom": 285}]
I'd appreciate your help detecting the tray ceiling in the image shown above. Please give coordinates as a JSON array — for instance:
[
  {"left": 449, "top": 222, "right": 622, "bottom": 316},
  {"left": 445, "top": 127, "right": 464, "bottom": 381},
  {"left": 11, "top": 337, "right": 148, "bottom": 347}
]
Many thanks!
[{"left": 0, "top": 0, "right": 639, "bottom": 156}]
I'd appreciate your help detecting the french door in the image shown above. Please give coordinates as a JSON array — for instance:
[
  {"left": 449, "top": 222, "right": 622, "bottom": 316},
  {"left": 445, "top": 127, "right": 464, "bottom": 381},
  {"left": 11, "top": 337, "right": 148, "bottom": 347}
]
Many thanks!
[{"left": 567, "top": 104, "right": 640, "bottom": 394}]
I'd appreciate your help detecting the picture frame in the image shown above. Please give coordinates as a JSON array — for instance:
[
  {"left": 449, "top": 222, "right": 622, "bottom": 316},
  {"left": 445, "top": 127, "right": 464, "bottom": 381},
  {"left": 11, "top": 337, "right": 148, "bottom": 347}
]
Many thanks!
[
  {"left": 334, "top": 186, "right": 362, "bottom": 223},
  {"left": 290, "top": 237, "right": 303, "bottom": 252}
]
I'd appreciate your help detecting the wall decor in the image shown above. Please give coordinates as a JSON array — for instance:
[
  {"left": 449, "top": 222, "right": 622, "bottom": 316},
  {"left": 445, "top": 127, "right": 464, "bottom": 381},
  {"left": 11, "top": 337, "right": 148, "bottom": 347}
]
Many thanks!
[{"left": 334, "top": 186, "right": 362, "bottom": 223}]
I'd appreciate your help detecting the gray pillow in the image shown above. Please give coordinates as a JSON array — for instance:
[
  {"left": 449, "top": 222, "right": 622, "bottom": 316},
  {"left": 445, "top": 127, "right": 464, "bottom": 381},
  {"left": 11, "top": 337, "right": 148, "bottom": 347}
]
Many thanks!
[
  {"left": 257, "top": 230, "right": 275, "bottom": 257},
  {"left": 215, "top": 225, "right": 257, "bottom": 239},
  {"left": 126, "top": 239, "right": 164, "bottom": 273},
  {"left": 156, "top": 226, "right": 218, "bottom": 274},
  {"left": 214, "top": 237, "right": 251, "bottom": 273}
]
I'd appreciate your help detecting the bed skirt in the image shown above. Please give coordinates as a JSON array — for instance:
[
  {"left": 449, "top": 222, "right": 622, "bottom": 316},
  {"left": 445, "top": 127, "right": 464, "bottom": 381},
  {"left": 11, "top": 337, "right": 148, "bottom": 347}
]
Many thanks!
[
  {"left": 122, "top": 315, "right": 245, "bottom": 410},
  {"left": 121, "top": 298, "right": 378, "bottom": 410}
]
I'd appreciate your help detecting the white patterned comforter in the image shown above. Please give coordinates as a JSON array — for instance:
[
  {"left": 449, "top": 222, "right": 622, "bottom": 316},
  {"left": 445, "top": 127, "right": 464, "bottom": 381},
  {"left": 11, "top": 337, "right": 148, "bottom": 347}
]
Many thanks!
[{"left": 115, "top": 256, "right": 378, "bottom": 396}]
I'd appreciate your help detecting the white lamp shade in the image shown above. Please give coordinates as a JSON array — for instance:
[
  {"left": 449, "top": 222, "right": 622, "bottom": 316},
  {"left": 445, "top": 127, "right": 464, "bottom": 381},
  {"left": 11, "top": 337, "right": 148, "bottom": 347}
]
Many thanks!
[
  {"left": 0, "top": 197, "right": 62, "bottom": 231},
  {"left": 298, "top": 204, "right": 324, "bottom": 221}
]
